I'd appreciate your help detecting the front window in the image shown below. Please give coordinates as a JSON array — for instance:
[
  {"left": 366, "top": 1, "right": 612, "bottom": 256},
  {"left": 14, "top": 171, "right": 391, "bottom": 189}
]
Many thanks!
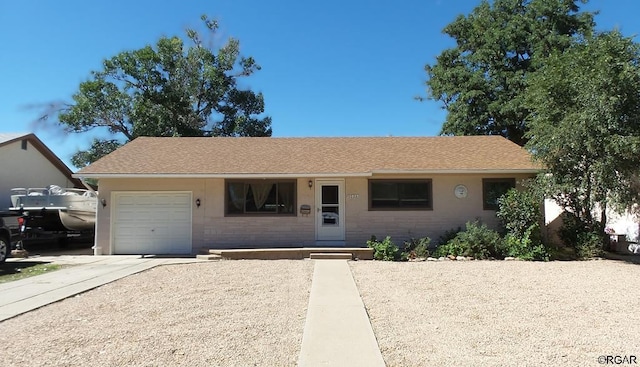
[
  {"left": 482, "top": 178, "right": 515, "bottom": 210},
  {"left": 226, "top": 180, "right": 296, "bottom": 215},
  {"left": 369, "top": 180, "right": 432, "bottom": 210}
]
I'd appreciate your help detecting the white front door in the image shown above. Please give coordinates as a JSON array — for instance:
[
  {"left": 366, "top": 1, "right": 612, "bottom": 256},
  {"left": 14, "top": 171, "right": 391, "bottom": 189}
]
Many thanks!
[{"left": 315, "top": 180, "right": 345, "bottom": 242}]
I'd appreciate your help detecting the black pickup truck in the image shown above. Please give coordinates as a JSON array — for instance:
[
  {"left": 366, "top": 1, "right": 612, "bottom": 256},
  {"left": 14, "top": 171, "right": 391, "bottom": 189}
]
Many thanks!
[{"left": 0, "top": 211, "right": 24, "bottom": 263}]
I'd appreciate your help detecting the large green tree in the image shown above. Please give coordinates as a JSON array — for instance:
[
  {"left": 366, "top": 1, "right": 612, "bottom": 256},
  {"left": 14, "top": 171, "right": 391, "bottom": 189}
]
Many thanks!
[
  {"left": 425, "top": 0, "right": 594, "bottom": 146},
  {"left": 53, "top": 15, "right": 271, "bottom": 168},
  {"left": 526, "top": 31, "right": 640, "bottom": 232}
]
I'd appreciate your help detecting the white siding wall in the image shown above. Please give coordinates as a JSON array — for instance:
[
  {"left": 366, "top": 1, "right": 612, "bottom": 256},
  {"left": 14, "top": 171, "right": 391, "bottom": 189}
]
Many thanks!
[{"left": 0, "top": 140, "right": 73, "bottom": 209}]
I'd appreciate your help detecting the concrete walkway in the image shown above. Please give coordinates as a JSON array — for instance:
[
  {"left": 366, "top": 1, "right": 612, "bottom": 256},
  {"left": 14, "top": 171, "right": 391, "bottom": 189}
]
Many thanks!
[
  {"left": 298, "top": 259, "right": 386, "bottom": 367},
  {"left": 0, "top": 255, "right": 201, "bottom": 321}
]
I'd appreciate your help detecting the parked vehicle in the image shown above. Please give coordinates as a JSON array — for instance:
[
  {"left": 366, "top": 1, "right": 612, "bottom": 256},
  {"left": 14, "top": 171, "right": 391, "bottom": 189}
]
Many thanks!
[
  {"left": 0, "top": 210, "right": 25, "bottom": 263},
  {"left": 9, "top": 185, "right": 97, "bottom": 231}
]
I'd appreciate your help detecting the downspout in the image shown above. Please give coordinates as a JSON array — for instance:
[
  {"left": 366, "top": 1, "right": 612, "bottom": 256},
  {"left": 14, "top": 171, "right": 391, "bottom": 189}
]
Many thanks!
[
  {"left": 79, "top": 177, "right": 97, "bottom": 194},
  {"left": 79, "top": 177, "right": 101, "bottom": 256}
]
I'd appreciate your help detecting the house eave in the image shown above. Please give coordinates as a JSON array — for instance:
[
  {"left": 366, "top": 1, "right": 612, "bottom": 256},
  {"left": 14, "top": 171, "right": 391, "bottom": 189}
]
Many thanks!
[
  {"left": 74, "top": 168, "right": 540, "bottom": 180},
  {"left": 370, "top": 169, "right": 540, "bottom": 175},
  {"left": 73, "top": 172, "right": 374, "bottom": 179}
]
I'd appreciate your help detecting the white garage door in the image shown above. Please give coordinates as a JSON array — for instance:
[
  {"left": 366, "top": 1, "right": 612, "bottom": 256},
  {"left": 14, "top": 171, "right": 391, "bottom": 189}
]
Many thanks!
[{"left": 112, "top": 192, "right": 192, "bottom": 254}]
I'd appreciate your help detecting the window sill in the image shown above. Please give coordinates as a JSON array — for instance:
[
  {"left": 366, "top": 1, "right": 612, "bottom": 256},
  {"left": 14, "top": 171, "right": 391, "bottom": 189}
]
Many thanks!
[
  {"left": 368, "top": 208, "right": 433, "bottom": 211},
  {"left": 224, "top": 213, "right": 298, "bottom": 218}
]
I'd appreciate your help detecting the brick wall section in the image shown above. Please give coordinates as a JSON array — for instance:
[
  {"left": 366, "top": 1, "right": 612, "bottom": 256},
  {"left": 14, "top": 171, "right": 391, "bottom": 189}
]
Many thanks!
[
  {"left": 200, "top": 178, "right": 316, "bottom": 248},
  {"left": 96, "top": 178, "right": 206, "bottom": 254},
  {"left": 96, "top": 174, "right": 533, "bottom": 254},
  {"left": 344, "top": 174, "right": 531, "bottom": 246}
]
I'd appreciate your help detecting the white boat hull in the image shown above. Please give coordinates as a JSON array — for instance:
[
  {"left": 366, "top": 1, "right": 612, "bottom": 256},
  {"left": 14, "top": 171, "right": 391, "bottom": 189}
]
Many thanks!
[
  {"left": 59, "top": 209, "right": 96, "bottom": 231},
  {"left": 9, "top": 186, "right": 97, "bottom": 232}
]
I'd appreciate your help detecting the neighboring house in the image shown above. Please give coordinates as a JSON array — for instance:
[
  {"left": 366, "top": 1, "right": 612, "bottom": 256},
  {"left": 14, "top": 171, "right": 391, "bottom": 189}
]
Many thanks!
[
  {"left": 75, "top": 136, "right": 540, "bottom": 255},
  {"left": 0, "top": 133, "right": 81, "bottom": 209},
  {"left": 545, "top": 199, "right": 640, "bottom": 253}
]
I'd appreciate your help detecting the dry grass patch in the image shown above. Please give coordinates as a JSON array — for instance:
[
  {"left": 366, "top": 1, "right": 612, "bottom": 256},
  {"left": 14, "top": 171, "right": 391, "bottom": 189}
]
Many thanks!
[
  {"left": 350, "top": 260, "right": 640, "bottom": 367},
  {"left": 0, "top": 260, "right": 313, "bottom": 367},
  {"left": 0, "top": 261, "right": 66, "bottom": 283}
]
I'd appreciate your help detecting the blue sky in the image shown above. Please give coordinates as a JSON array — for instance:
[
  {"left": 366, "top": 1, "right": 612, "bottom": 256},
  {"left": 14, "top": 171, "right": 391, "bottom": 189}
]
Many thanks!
[{"left": 1, "top": 0, "right": 639, "bottom": 169}]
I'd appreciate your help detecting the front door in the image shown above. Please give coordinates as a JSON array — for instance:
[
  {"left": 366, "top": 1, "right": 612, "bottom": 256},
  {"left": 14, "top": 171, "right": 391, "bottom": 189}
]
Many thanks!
[{"left": 315, "top": 180, "right": 345, "bottom": 242}]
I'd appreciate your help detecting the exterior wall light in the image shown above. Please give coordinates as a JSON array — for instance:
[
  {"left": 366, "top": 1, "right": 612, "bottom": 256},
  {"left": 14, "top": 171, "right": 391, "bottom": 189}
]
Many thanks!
[
  {"left": 308, "top": 180, "right": 313, "bottom": 189},
  {"left": 196, "top": 198, "right": 201, "bottom": 208},
  {"left": 101, "top": 198, "right": 107, "bottom": 208}
]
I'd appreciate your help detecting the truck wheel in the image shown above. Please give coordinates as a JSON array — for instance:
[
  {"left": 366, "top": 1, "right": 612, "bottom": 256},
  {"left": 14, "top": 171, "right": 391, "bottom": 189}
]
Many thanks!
[{"left": 0, "top": 236, "right": 8, "bottom": 263}]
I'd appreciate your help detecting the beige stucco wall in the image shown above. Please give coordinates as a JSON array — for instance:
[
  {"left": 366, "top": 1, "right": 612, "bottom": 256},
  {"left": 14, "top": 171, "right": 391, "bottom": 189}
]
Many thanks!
[
  {"left": 344, "top": 174, "right": 532, "bottom": 246},
  {"left": 200, "top": 178, "right": 316, "bottom": 248},
  {"left": 0, "top": 140, "right": 74, "bottom": 209},
  {"left": 96, "top": 178, "right": 317, "bottom": 254},
  {"left": 96, "top": 178, "right": 205, "bottom": 255},
  {"left": 96, "top": 173, "right": 533, "bottom": 254}
]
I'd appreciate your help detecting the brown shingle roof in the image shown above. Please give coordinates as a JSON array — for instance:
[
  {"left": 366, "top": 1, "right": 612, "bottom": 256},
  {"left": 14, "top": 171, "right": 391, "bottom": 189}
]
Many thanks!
[{"left": 75, "top": 136, "right": 540, "bottom": 177}]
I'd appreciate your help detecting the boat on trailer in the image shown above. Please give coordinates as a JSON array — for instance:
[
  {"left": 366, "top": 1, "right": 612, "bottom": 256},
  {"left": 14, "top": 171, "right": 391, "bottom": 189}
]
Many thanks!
[{"left": 9, "top": 185, "right": 97, "bottom": 231}]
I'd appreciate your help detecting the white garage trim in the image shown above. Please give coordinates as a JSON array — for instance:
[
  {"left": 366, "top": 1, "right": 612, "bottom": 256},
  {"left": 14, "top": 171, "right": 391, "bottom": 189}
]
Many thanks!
[{"left": 110, "top": 191, "right": 193, "bottom": 255}]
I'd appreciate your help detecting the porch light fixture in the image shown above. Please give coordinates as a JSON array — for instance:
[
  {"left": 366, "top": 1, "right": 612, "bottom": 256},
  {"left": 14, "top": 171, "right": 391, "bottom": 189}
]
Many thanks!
[
  {"left": 101, "top": 198, "right": 107, "bottom": 208},
  {"left": 196, "top": 198, "right": 201, "bottom": 208},
  {"left": 308, "top": 180, "right": 313, "bottom": 189}
]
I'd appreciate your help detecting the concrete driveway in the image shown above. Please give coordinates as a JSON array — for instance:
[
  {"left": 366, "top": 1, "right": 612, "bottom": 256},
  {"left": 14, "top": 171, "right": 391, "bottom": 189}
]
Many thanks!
[{"left": 0, "top": 255, "right": 202, "bottom": 321}]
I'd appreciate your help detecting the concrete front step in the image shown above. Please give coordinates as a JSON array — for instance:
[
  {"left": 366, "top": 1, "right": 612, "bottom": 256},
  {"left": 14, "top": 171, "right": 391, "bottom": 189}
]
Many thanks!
[
  {"left": 195, "top": 254, "right": 223, "bottom": 260},
  {"left": 198, "top": 247, "right": 373, "bottom": 260},
  {"left": 309, "top": 253, "right": 353, "bottom": 260}
]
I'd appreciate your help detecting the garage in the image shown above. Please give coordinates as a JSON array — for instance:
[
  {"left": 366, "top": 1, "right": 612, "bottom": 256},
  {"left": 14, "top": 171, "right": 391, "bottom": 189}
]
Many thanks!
[{"left": 112, "top": 192, "right": 192, "bottom": 254}]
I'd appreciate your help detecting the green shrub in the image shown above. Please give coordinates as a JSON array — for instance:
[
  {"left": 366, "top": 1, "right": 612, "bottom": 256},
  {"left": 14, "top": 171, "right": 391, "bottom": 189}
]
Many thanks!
[
  {"left": 435, "top": 220, "right": 503, "bottom": 259},
  {"left": 497, "top": 184, "right": 542, "bottom": 238},
  {"left": 402, "top": 237, "right": 431, "bottom": 259},
  {"left": 558, "top": 212, "right": 586, "bottom": 247},
  {"left": 434, "top": 240, "right": 466, "bottom": 258},
  {"left": 367, "top": 236, "right": 403, "bottom": 261},
  {"left": 558, "top": 212, "right": 604, "bottom": 259},
  {"left": 503, "top": 225, "right": 550, "bottom": 261},
  {"left": 574, "top": 231, "right": 604, "bottom": 259},
  {"left": 437, "top": 226, "right": 461, "bottom": 246},
  {"left": 496, "top": 179, "right": 553, "bottom": 261}
]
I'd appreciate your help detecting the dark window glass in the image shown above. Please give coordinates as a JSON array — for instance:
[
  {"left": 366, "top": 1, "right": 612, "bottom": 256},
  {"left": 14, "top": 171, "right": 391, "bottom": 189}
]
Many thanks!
[
  {"left": 277, "top": 182, "right": 295, "bottom": 214},
  {"left": 369, "top": 180, "right": 432, "bottom": 210},
  {"left": 21, "top": 140, "right": 27, "bottom": 150},
  {"left": 245, "top": 184, "right": 277, "bottom": 213},
  {"left": 226, "top": 180, "right": 296, "bottom": 215},
  {"left": 227, "top": 182, "right": 245, "bottom": 214},
  {"left": 322, "top": 206, "right": 339, "bottom": 226},
  {"left": 483, "top": 178, "right": 516, "bottom": 210},
  {"left": 322, "top": 185, "right": 338, "bottom": 205}
]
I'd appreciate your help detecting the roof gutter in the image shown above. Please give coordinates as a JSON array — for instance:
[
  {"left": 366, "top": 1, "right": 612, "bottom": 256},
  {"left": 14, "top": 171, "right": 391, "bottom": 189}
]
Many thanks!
[
  {"left": 73, "top": 168, "right": 540, "bottom": 179},
  {"left": 370, "top": 169, "right": 541, "bottom": 175},
  {"left": 72, "top": 172, "right": 374, "bottom": 179},
  {"left": 78, "top": 177, "right": 98, "bottom": 194}
]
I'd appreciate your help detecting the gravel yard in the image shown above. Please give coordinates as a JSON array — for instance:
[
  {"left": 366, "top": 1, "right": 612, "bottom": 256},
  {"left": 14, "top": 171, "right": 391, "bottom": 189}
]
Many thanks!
[
  {"left": 350, "top": 259, "right": 640, "bottom": 367},
  {"left": 3, "top": 258, "right": 639, "bottom": 367},
  {"left": 0, "top": 260, "right": 314, "bottom": 367}
]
